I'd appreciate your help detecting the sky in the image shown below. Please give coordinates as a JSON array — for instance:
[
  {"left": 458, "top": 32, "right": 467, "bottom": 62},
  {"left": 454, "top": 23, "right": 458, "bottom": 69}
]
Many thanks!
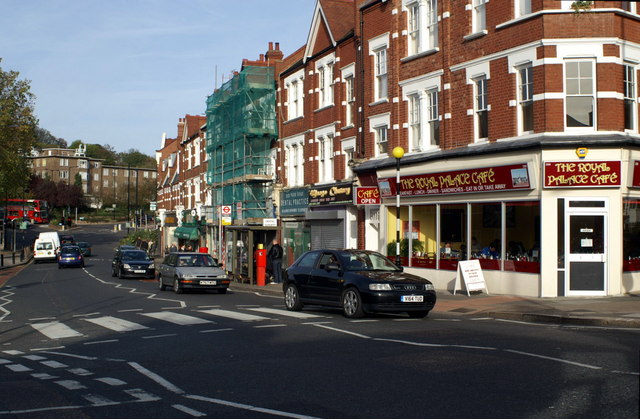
[{"left": 0, "top": 0, "right": 317, "bottom": 156}]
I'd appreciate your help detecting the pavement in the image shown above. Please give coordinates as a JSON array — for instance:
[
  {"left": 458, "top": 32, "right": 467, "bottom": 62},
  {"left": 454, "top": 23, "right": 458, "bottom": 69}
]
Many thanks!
[
  {"left": 229, "top": 281, "right": 640, "bottom": 329},
  {"left": 2, "top": 251, "right": 639, "bottom": 329}
]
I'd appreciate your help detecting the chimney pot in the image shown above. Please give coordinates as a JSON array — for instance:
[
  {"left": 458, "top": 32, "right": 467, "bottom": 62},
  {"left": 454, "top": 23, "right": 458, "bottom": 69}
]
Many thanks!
[
  {"left": 269, "top": 41, "right": 274, "bottom": 50},
  {"left": 275, "top": 42, "right": 280, "bottom": 50}
]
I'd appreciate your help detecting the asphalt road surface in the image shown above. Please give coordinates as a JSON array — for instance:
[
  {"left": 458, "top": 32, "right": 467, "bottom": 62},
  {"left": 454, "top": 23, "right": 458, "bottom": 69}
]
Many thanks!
[{"left": 0, "top": 224, "right": 638, "bottom": 418}]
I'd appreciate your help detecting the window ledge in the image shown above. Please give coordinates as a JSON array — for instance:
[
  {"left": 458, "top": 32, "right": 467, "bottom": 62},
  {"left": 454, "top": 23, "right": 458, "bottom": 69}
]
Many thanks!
[
  {"left": 314, "top": 104, "right": 334, "bottom": 113},
  {"left": 401, "top": 48, "right": 440, "bottom": 63},
  {"left": 369, "top": 99, "right": 389, "bottom": 107},
  {"left": 341, "top": 124, "right": 355, "bottom": 131},
  {"left": 283, "top": 116, "right": 304, "bottom": 125},
  {"left": 463, "top": 30, "right": 488, "bottom": 42}
]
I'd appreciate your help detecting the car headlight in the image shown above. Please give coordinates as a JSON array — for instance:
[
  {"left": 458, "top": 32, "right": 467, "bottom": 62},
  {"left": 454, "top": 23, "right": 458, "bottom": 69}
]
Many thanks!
[
  {"left": 369, "top": 283, "right": 393, "bottom": 291},
  {"left": 425, "top": 283, "right": 435, "bottom": 290},
  {"left": 148, "top": 263, "right": 154, "bottom": 269},
  {"left": 123, "top": 264, "right": 131, "bottom": 269}
]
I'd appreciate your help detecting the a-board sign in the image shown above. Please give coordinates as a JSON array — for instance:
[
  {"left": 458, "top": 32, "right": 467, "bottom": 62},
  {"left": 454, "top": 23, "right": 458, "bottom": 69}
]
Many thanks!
[{"left": 454, "top": 260, "right": 489, "bottom": 296}]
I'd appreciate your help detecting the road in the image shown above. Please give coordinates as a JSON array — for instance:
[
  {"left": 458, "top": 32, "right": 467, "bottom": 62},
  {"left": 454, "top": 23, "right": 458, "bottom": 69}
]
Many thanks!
[{"left": 0, "top": 224, "right": 638, "bottom": 418}]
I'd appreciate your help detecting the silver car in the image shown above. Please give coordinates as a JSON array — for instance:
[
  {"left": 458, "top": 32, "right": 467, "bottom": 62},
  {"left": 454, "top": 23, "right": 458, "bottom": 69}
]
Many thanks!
[{"left": 158, "top": 252, "right": 230, "bottom": 294}]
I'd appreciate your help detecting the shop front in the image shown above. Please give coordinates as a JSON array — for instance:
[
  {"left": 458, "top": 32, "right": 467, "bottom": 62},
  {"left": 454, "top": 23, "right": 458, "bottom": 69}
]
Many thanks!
[
  {"left": 307, "top": 182, "right": 357, "bottom": 250},
  {"left": 372, "top": 145, "right": 640, "bottom": 297},
  {"left": 224, "top": 225, "right": 280, "bottom": 284},
  {"left": 280, "top": 187, "right": 311, "bottom": 267}
]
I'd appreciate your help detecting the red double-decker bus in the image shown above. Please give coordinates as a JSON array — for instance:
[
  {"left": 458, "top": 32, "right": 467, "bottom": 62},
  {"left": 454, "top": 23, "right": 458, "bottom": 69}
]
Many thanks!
[{"left": 4, "top": 199, "right": 50, "bottom": 224}]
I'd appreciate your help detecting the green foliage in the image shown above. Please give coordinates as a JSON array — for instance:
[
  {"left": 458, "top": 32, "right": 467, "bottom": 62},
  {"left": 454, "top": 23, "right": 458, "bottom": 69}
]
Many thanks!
[
  {"left": 121, "top": 229, "right": 159, "bottom": 246},
  {"left": 119, "top": 149, "right": 156, "bottom": 169},
  {"left": 387, "top": 239, "right": 424, "bottom": 258},
  {"left": 0, "top": 60, "right": 38, "bottom": 198},
  {"left": 571, "top": 1, "right": 592, "bottom": 12}
]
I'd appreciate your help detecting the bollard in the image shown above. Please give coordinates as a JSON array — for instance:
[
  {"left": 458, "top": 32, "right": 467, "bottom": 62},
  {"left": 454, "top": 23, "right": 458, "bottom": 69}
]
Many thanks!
[
  {"left": 12, "top": 252, "right": 16, "bottom": 264},
  {"left": 1, "top": 254, "right": 3, "bottom": 267}
]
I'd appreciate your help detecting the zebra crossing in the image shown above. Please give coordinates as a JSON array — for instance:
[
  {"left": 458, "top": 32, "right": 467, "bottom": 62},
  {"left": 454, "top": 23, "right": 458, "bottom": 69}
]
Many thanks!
[{"left": 27, "top": 307, "right": 325, "bottom": 340}]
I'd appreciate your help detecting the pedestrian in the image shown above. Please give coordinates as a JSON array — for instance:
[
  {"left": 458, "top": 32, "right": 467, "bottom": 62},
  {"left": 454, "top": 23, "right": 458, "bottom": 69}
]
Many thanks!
[
  {"left": 267, "top": 239, "right": 283, "bottom": 284},
  {"left": 170, "top": 243, "right": 177, "bottom": 253}
]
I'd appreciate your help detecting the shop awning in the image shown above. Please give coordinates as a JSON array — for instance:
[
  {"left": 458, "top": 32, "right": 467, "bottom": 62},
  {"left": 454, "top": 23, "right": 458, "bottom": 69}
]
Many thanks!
[{"left": 174, "top": 226, "right": 200, "bottom": 240}]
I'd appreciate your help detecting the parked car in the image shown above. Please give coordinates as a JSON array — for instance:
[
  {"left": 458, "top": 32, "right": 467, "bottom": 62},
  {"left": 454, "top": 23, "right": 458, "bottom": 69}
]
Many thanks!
[
  {"left": 57, "top": 245, "right": 84, "bottom": 269},
  {"left": 283, "top": 249, "right": 437, "bottom": 319},
  {"left": 157, "top": 252, "right": 229, "bottom": 294},
  {"left": 111, "top": 249, "right": 155, "bottom": 279},
  {"left": 76, "top": 241, "right": 92, "bottom": 256},
  {"left": 59, "top": 234, "right": 75, "bottom": 245}
]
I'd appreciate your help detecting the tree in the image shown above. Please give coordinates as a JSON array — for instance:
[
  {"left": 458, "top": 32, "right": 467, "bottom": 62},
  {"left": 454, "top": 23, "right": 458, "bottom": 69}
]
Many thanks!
[
  {"left": 0, "top": 60, "right": 38, "bottom": 199},
  {"left": 34, "top": 126, "right": 67, "bottom": 148},
  {"left": 119, "top": 149, "right": 156, "bottom": 168}
]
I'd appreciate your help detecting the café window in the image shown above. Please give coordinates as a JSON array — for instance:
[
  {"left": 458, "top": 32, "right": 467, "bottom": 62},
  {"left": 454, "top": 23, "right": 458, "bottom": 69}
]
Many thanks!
[
  {"left": 504, "top": 201, "right": 540, "bottom": 273},
  {"left": 439, "top": 204, "right": 467, "bottom": 271},
  {"left": 623, "top": 199, "right": 640, "bottom": 272},
  {"left": 386, "top": 205, "right": 410, "bottom": 262},
  {"left": 410, "top": 205, "right": 437, "bottom": 269},
  {"left": 469, "top": 203, "right": 502, "bottom": 271}
]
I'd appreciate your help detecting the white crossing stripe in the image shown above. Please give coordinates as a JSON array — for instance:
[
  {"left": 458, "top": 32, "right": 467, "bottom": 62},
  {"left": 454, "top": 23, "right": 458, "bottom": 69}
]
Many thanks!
[
  {"left": 83, "top": 394, "right": 117, "bottom": 406},
  {"left": 31, "top": 321, "right": 83, "bottom": 339},
  {"left": 140, "top": 312, "right": 212, "bottom": 325},
  {"left": 55, "top": 380, "right": 86, "bottom": 390},
  {"left": 95, "top": 377, "right": 127, "bottom": 386},
  {"left": 199, "top": 309, "right": 270, "bottom": 322},
  {"left": 125, "top": 388, "right": 161, "bottom": 402},
  {"left": 247, "top": 307, "right": 322, "bottom": 319},
  {"left": 6, "top": 364, "right": 31, "bottom": 372},
  {"left": 84, "top": 316, "right": 149, "bottom": 332},
  {"left": 41, "top": 360, "right": 68, "bottom": 369}
]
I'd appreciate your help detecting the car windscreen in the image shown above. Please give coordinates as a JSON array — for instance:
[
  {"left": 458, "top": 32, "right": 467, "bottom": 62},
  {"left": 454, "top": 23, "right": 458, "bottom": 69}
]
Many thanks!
[
  {"left": 60, "top": 247, "right": 81, "bottom": 254},
  {"left": 177, "top": 255, "right": 217, "bottom": 267},
  {"left": 122, "top": 251, "right": 149, "bottom": 261},
  {"left": 340, "top": 251, "right": 400, "bottom": 271}
]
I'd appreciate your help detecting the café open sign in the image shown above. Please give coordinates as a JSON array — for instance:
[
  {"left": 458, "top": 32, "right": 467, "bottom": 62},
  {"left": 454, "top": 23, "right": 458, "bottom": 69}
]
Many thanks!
[
  {"left": 544, "top": 161, "right": 621, "bottom": 188},
  {"left": 354, "top": 186, "right": 380, "bottom": 205}
]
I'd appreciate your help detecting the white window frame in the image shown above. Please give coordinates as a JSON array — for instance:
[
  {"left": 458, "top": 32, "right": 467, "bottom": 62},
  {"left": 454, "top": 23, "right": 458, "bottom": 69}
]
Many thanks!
[
  {"left": 60, "top": 170, "right": 69, "bottom": 179},
  {"left": 285, "top": 69, "right": 305, "bottom": 120},
  {"left": 369, "top": 113, "right": 391, "bottom": 158},
  {"left": 103, "top": 168, "right": 109, "bottom": 176},
  {"left": 564, "top": 59, "right": 595, "bottom": 131},
  {"left": 316, "top": 54, "right": 335, "bottom": 109},
  {"left": 517, "top": 63, "right": 534, "bottom": 134},
  {"left": 194, "top": 139, "right": 201, "bottom": 167},
  {"left": 375, "top": 125, "right": 389, "bottom": 156},
  {"left": 60, "top": 158, "right": 69, "bottom": 167},
  {"left": 369, "top": 34, "right": 390, "bottom": 103},
  {"left": 93, "top": 173, "right": 99, "bottom": 181},
  {"left": 409, "top": 93, "right": 422, "bottom": 151},
  {"left": 342, "top": 137, "right": 356, "bottom": 179},
  {"left": 284, "top": 135, "right": 305, "bottom": 187},
  {"left": 622, "top": 2, "right": 638, "bottom": 14},
  {"left": 472, "top": 0, "right": 487, "bottom": 34},
  {"left": 404, "top": 0, "right": 438, "bottom": 56},
  {"left": 316, "top": 131, "right": 334, "bottom": 184},
  {"left": 515, "top": 0, "right": 531, "bottom": 17},
  {"left": 407, "top": 2, "right": 421, "bottom": 55},
  {"left": 624, "top": 63, "right": 637, "bottom": 132},
  {"left": 425, "top": 88, "right": 440, "bottom": 148},
  {"left": 474, "top": 76, "right": 489, "bottom": 141},
  {"left": 345, "top": 75, "right": 355, "bottom": 126}
]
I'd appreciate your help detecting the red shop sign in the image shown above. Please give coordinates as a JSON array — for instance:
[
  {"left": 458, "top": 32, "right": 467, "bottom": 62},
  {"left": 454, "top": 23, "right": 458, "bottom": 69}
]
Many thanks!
[
  {"left": 544, "top": 161, "right": 621, "bottom": 188},
  {"left": 354, "top": 186, "right": 380, "bottom": 205},
  {"left": 631, "top": 161, "right": 640, "bottom": 188},
  {"left": 377, "top": 164, "right": 530, "bottom": 198}
]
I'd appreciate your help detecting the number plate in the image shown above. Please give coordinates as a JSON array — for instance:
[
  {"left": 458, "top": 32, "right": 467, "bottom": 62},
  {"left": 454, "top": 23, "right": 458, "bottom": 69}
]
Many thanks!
[
  {"left": 401, "top": 295, "right": 423, "bottom": 303},
  {"left": 200, "top": 280, "right": 217, "bottom": 285},
  {"left": 134, "top": 270, "right": 146, "bottom": 273}
]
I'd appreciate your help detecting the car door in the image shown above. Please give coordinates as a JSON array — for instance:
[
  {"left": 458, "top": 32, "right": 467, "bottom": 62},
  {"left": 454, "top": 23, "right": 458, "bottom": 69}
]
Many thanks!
[
  {"left": 160, "top": 254, "right": 176, "bottom": 280},
  {"left": 289, "top": 251, "right": 319, "bottom": 298},
  {"left": 308, "top": 252, "right": 343, "bottom": 303}
]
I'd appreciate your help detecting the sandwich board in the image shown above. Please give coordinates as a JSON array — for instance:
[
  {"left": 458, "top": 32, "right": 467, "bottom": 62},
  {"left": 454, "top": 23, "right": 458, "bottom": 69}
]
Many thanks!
[{"left": 454, "top": 259, "right": 489, "bottom": 296}]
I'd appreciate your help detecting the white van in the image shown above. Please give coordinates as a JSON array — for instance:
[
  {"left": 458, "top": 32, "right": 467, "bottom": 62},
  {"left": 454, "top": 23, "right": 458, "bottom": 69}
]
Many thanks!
[
  {"left": 37, "top": 232, "right": 60, "bottom": 252},
  {"left": 34, "top": 239, "right": 57, "bottom": 262}
]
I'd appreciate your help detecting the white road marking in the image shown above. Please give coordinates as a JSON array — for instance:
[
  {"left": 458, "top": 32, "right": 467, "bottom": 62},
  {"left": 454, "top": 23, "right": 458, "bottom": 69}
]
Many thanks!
[
  {"left": 72, "top": 312, "right": 100, "bottom": 317},
  {"left": 41, "top": 360, "right": 68, "bottom": 369},
  {"left": 247, "top": 307, "right": 322, "bottom": 319},
  {"left": 186, "top": 394, "right": 322, "bottom": 419},
  {"left": 199, "top": 328, "right": 233, "bottom": 333},
  {"left": 55, "top": 380, "right": 87, "bottom": 390},
  {"left": 505, "top": 349, "right": 603, "bottom": 370},
  {"left": 6, "top": 364, "right": 32, "bottom": 372},
  {"left": 312, "top": 324, "right": 371, "bottom": 339},
  {"left": 31, "top": 321, "right": 83, "bottom": 339},
  {"left": 140, "top": 311, "right": 212, "bottom": 325},
  {"left": 199, "top": 309, "right": 269, "bottom": 322},
  {"left": 118, "top": 309, "right": 144, "bottom": 312},
  {"left": 84, "top": 339, "right": 119, "bottom": 345},
  {"left": 95, "top": 377, "right": 127, "bottom": 386},
  {"left": 0, "top": 358, "right": 11, "bottom": 364},
  {"left": 142, "top": 334, "right": 177, "bottom": 339},
  {"left": 128, "top": 362, "right": 185, "bottom": 394},
  {"left": 84, "top": 316, "right": 149, "bottom": 332},
  {"left": 83, "top": 394, "right": 117, "bottom": 406},
  {"left": 124, "top": 388, "right": 162, "bottom": 402},
  {"left": 253, "top": 324, "right": 286, "bottom": 329},
  {"left": 68, "top": 368, "right": 93, "bottom": 376},
  {"left": 2, "top": 350, "right": 23, "bottom": 355},
  {"left": 22, "top": 355, "right": 46, "bottom": 361},
  {"left": 172, "top": 404, "right": 207, "bottom": 417},
  {"left": 31, "top": 373, "right": 58, "bottom": 380}
]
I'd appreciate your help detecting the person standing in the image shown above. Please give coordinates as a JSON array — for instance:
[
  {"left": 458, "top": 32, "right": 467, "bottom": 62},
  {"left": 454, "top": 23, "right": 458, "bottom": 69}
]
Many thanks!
[{"left": 267, "top": 239, "right": 284, "bottom": 284}]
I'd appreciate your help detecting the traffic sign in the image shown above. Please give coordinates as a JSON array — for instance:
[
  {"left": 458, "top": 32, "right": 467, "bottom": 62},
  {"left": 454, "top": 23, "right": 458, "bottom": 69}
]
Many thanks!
[{"left": 221, "top": 205, "right": 232, "bottom": 216}]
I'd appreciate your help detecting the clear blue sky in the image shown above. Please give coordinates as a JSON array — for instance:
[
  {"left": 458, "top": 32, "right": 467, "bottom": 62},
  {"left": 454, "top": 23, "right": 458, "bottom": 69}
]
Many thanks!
[{"left": 0, "top": 0, "right": 316, "bottom": 156}]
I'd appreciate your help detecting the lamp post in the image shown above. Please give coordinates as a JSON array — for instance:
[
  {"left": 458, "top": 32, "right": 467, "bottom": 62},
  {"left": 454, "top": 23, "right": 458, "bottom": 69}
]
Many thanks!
[{"left": 392, "top": 146, "right": 404, "bottom": 267}]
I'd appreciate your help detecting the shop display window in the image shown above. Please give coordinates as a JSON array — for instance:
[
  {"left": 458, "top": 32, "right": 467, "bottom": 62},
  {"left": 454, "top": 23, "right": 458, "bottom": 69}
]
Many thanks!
[
  {"left": 386, "top": 206, "right": 411, "bottom": 264},
  {"left": 409, "top": 205, "right": 437, "bottom": 269},
  {"left": 503, "top": 201, "right": 540, "bottom": 273},
  {"left": 439, "top": 204, "right": 467, "bottom": 270},
  {"left": 469, "top": 203, "right": 502, "bottom": 270},
  {"left": 623, "top": 199, "right": 640, "bottom": 272}
]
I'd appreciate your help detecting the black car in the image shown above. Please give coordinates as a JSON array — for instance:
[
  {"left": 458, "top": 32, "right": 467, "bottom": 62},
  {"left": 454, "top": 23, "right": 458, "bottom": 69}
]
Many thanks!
[
  {"left": 111, "top": 249, "right": 155, "bottom": 279},
  {"left": 59, "top": 234, "right": 75, "bottom": 245},
  {"left": 283, "top": 249, "right": 437, "bottom": 319}
]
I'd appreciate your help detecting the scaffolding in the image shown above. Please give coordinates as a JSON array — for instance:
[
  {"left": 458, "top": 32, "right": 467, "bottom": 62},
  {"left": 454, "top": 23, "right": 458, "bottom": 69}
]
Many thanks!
[{"left": 205, "top": 66, "right": 277, "bottom": 222}]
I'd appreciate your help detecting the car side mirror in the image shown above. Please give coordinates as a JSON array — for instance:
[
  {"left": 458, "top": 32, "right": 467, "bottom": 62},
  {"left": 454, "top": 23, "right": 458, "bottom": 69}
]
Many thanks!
[
  {"left": 326, "top": 262, "right": 340, "bottom": 271},
  {"left": 396, "top": 265, "right": 404, "bottom": 272}
]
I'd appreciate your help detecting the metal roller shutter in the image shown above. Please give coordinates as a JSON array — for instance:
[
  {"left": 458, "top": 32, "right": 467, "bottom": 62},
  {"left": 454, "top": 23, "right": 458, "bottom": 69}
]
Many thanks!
[{"left": 310, "top": 220, "right": 344, "bottom": 250}]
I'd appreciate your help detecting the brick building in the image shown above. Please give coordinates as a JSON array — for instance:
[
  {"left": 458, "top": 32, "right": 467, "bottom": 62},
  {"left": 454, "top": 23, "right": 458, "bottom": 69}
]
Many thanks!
[{"left": 275, "top": 0, "right": 640, "bottom": 297}]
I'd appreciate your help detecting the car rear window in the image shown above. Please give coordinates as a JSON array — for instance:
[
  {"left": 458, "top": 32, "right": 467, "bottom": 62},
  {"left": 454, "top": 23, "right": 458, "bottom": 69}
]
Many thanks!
[
  {"left": 122, "top": 251, "right": 149, "bottom": 261},
  {"left": 36, "top": 242, "right": 53, "bottom": 250}
]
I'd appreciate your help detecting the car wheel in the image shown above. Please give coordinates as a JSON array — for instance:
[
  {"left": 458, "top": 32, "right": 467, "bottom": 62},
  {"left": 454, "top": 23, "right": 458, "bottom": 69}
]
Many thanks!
[
  {"left": 173, "top": 278, "right": 183, "bottom": 294},
  {"left": 284, "top": 283, "right": 303, "bottom": 311},
  {"left": 118, "top": 269, "right": 125, "bottom": 279},
  {"left": 217, "top": 288, "right": 227, "bottom": 294},
  {"left": 158, "top": 275, "right": 166, "bottom": 291},
  {"left": 408, "top": 310, "right": 430, "bottom": 319},
  {"left": 342, "top": 288, "right": 364, "bottom": 318},
  {"left": 111, "top": 267, "right": 117, "bottom": 277}
]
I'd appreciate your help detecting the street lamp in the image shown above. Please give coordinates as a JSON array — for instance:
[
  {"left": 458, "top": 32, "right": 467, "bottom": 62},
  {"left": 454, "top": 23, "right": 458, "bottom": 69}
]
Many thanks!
[{"left": 392, "top": 146, "right": 405, "bottom": 267}]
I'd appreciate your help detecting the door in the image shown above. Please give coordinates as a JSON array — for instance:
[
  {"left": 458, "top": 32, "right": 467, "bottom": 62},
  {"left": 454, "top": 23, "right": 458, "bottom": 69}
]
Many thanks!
[{"left": 567, "top": 211, "right": 606, "bottom": 295}]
